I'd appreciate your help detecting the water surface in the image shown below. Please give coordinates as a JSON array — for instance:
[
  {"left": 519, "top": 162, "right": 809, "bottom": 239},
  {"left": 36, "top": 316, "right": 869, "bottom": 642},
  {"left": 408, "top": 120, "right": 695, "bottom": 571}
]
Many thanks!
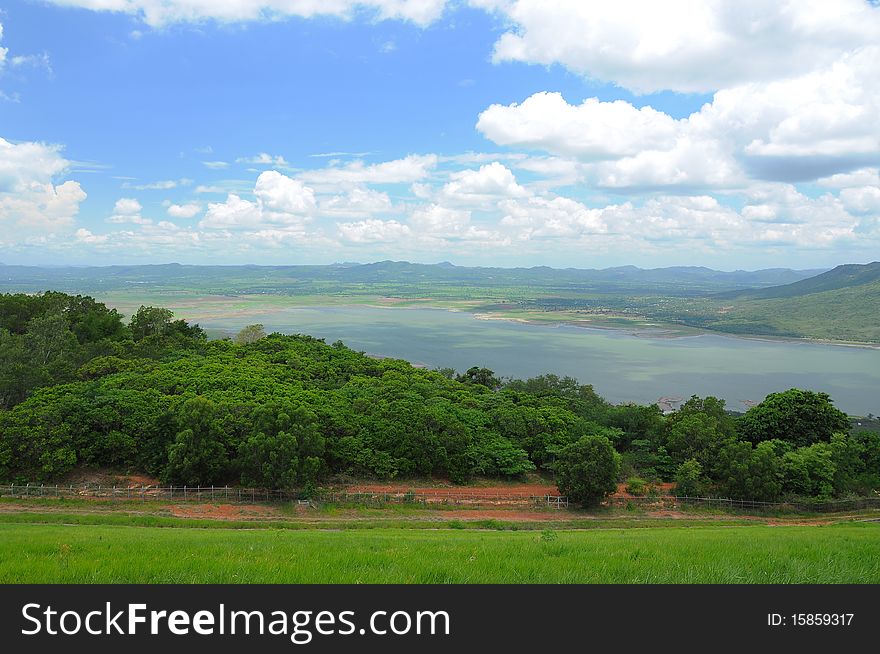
[{"left": 200, "top": 305, "right": 880, "bottom": 415}]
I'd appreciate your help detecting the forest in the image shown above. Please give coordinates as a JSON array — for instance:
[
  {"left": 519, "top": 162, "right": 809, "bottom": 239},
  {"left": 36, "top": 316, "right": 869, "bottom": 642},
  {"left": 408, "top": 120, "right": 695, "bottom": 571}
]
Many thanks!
[{"left": 1, "top": 292, "right": 878, "bottom": 506}]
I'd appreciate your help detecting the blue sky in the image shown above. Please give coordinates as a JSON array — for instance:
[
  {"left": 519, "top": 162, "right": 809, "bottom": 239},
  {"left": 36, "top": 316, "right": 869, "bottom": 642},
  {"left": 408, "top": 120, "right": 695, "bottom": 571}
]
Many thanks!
[{"left": 1, "top": 1, "right": 879, "bottom": 269}]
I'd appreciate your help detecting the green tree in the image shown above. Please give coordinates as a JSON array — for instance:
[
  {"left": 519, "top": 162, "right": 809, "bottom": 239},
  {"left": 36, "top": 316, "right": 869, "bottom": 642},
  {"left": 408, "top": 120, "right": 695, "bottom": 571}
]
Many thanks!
[
  {"left": 782, "top": 443, "right": 836, "bottom": 499},
  {"left": 234, "top": 324, "right": 267, "bottom": 345},
  {"left": 457, "top": 366, "right": 500, "bottom": 389},
  {"left": 551, "top": 434, "right": 620, "bottom": 507},
  {"left": 129, "top": 306, "right": 174, "bottom": 341},
  {"left": 163, "top": 397, "right": 228, "bottom": 485},
  {"left": 665, "top": 412, "right": 733, "bottom": 470},
  {"left": 738, "top": 389, "right": 849, "bottom": 447},
  {"left": 674, "top": 459, "right": 705, "bottom": 497},
  {"left": 238, "top": 431, "right": 299, "bottom": 489}
]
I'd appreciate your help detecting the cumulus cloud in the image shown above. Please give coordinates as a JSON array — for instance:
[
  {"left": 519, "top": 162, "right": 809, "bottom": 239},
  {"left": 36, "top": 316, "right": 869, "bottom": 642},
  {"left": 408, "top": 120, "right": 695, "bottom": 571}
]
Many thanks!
[
  {"left": 500, "top": 195, "right": 607, "bottom": 239},
  {"left": 480, "top": 0, "right": 880, "bottom": 94},
  {"left": 479, "top": 43, "right": 880, "bottom": 190},
  {"left": 478, "top": 93, "right": 679, "bottom": 160},
  {"left": 166, "top": 202, "right": 202, "bottom": 219},
  {"left": 200, "top": 170, "right": 316, "bottom": 229},
  {"left": 43, "top": 0, "right": 448, "bottom": 28},
  {"left": 337, "top": 218, "right": 411, "bottom": 243},
  {"left": 438, "top": 162, "right": 529, "bottom": 206},
  {"left": 0, "top": 136, "right": 87, "bottom": 233},
  {"left": 108, "top": 197, "right": 152, "bottom": 224},
  {"left": 254, "top": 170, "right": 316, "bottom": 214},
  {"left": 320, "top": 187, "right": 393, "bottom": 217}
]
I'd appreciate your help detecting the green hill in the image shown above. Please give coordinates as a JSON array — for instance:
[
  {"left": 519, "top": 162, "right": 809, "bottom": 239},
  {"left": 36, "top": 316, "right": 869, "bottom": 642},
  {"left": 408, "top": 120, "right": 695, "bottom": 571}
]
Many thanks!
[
  {"left": 717, "top": 262, "right": 880, "bottom": 300},
  {"left": 703, "top": 263, "right": 880, "bottom": 342}
]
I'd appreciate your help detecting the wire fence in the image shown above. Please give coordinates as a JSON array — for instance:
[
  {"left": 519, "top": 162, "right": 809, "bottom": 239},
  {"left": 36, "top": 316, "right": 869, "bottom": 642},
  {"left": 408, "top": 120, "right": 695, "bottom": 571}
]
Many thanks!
[
  {"left": 606, "top": 495, "right": 880, "bottom": 513},
  {"left": 1, "top": 483, "right": 877, "bottom": 513},
  {"left": 0, "top": 483, "right": 569, "bottom": 508}
]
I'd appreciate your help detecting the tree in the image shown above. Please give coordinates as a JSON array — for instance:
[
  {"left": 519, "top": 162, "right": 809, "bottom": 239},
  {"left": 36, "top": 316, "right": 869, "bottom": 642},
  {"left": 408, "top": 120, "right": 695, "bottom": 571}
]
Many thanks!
[
  {"left": 738, "top": 389, "right": 849, "bottom": 448},
  {"left": 713, "top": 440, "right": 783, "bottom": 501},
  {"left": 238, "top": 431, "right": 299, "bottom": 489},
  {"left": 674, "top": 459, "right": 705, "bottom": 497},
  {"left": 129, "top": 306, "right": 174, "bottom": 341},
  {"left": 665, "top": 412, "right": 733, "bottom": 470},
  {"left": 235, "top": 324, "right": 267, "bottom": 345},
  {"left": 163, "top": 397, "right": 228, "bottom": 485},
  {"left": 551, "top": 434, "right": 620, "bottom": 507},
  {"left": 782, "top": 443, "right": 836, "bottom": 499},
  {"left": 456, "top": 366, "right": 500, "bottom": 389}
]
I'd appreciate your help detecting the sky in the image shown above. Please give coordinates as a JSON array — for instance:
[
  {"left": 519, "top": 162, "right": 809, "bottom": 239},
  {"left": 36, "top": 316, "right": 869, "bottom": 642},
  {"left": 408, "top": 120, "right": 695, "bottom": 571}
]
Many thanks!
[{"left": 1, "top": 1, "right": 879, "bottom": 270}]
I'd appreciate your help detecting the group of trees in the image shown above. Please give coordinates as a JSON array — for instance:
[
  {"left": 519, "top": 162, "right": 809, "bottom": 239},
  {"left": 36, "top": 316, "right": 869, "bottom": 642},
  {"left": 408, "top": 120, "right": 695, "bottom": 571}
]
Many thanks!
[{"left": 1, "top": 292, "right": 878, "bottom": 506}]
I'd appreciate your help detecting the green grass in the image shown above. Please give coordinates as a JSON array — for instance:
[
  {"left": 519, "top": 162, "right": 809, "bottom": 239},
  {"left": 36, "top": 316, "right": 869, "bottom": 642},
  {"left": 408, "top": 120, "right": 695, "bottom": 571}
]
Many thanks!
[{"left": 1, "top": 521, "right": 877, "bottom": 583}]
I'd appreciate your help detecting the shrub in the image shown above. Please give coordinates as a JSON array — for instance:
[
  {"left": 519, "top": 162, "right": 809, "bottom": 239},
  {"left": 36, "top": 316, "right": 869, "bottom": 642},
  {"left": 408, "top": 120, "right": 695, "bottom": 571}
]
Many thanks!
[
  {"left": 551, "top": 434, "right": 620, "bottom": 507},
  {"left": 625, "top": 476, "right": 649, "bottom": 496}
]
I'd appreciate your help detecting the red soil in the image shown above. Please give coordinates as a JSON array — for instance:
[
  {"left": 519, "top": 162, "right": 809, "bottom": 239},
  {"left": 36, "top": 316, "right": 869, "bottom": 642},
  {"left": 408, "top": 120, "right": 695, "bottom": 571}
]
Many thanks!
[{"left": 344, "top": 483, "right": 561, "bottom": 498}]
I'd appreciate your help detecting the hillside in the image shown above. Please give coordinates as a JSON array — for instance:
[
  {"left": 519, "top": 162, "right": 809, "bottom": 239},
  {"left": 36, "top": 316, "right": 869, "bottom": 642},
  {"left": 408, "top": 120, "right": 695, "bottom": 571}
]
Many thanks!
[
  {"left": 701, "top": 263, "right": 880, "bottom": 342},
  {"left": 717, "top": 262, "right": 880, "bottom": 300}
]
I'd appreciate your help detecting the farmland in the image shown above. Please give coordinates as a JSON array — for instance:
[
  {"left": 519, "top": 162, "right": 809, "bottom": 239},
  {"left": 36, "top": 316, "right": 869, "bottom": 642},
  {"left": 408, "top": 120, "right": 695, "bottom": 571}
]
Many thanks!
[{"left": 0, "top": 511, "right": 877, "bottom": 583}]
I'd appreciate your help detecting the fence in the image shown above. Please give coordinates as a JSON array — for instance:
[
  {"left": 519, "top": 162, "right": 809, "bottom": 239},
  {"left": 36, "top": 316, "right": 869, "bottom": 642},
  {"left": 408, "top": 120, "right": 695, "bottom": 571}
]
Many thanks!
[
  {"left": 0, "top": 483, "right": 299, "bottom": 503},
  {"left": 0, "top": 483, "right": 569, "bottom": 508},
  {"left": 1, "top": 483, "right": 876, "bottom": 513},
  {"left": 606, "top": 494, "right": 880, "bottom": 513}
]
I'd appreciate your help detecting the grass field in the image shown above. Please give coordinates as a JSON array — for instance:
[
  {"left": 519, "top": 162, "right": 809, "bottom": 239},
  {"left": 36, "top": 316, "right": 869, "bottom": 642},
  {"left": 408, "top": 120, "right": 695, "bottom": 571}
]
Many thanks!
[{"left": 1, "top": 517, "right": 877, "bottom": 583}]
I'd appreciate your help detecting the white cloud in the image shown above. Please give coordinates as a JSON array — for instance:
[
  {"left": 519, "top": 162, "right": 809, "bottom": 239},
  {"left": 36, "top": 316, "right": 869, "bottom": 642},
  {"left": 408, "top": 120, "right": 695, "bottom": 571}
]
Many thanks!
[
  {"left": 480, "top": 0, "right": 880, "bottom": 94},
  {"left": 299, "top": 154, "right": 437, "bottom": 186},
  {"left": 112, "top": 198, "right": 143, "bottom": 215},
  {"left": 201, "top": 193, "right": 262, "bottom": 229},
  {"left": 477, "top": 93, "right": 679, "bottom": 160},
  {"left": 254, "top": 170, "right": 316, "bottom": 214},
  {"left": 320, "top": 187, "right": 393, "bottom": 217},
  {"left": 409, "top": 204, "right": 471, "bottom": 237},
  {"left": 0, "top": 137, "right": 87, "bottom": 233},
  {"left": 0, "top": 24, "right": 6, "bottom": 71},
  {"left": 817, "top": 168, "right": 879, "bottom": 189},
  {"left": 200, "top": 170, "right": 316, "bottom": 229},
  {"left": 840, "top": 186, "right": 880, "bottom": 215},
  {"left": 108, "top": 197, "right": 153, "bottom": 224},
  {"left": 75, "top": 228, "right": 109, "bottom": 244},
  {"left": 479, "top": 44, "right": 880, "bottom": 189},
  {"left": 202, "top": 160, "right": 230, "bottom": 170},
  {"left": 123, "top": 177, "right": 193, "bottom": 190},
  {"left": 338, "top": 218, "right": 411, "bottom": 243},
  {"left": 43, "top": 0, "right": 448, "bottom": 28},
  {"left": 500, "top": 195, "right": 607, "bottom": 239},
  {"left": 439, "top": 162, "right": 529, "bottom": 205},
  {"left": 166, "top": 202, "right": 202, "bottom": 219},
  {"left": 236, "top": 153, "right": 289, "bottom": 166}
]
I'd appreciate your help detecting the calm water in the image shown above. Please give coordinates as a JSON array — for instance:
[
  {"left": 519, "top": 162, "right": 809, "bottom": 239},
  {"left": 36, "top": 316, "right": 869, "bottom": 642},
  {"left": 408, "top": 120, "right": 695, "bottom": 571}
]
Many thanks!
[{"left": 200, "top": 305, "right": 880, "bottom": 415}]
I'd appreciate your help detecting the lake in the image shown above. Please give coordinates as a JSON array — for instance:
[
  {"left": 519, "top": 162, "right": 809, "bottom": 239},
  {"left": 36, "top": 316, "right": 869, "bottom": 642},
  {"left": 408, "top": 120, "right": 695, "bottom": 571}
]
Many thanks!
[{"left": 188, "top": 304, "right": 880, "bottom": 415}]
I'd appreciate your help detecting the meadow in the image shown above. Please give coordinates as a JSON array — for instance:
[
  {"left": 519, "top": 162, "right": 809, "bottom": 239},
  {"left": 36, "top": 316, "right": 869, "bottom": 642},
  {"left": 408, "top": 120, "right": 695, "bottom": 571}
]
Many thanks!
[{"left": 1, "top": 519, "right": 877, "bottom": 584}]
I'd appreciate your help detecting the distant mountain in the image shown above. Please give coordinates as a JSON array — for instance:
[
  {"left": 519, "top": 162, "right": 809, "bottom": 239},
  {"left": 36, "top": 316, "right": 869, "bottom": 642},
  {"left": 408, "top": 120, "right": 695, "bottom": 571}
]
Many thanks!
[
  {"left": 717, "top": 262, "right": 880, "bottom": 300},
  {"left": 0, "top": 261, "right": 824, "bottom": 296}
]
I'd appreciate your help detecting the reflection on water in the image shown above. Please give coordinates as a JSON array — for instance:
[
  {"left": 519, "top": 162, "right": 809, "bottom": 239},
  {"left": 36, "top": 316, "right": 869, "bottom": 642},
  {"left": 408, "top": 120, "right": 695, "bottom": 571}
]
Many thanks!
[{"left": 199, "top": 305, "right": 880, "bottom": 415}]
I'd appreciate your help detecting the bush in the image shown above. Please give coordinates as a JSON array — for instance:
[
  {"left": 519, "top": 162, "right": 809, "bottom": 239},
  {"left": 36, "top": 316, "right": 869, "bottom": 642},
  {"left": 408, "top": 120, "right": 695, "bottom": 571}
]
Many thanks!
[
  {"left": 674, "top": 459, "right": 704, "bottom": 497},
  {"left": 625, "top": 476, "right": 649, "bottom": 496},
  {"left": 551, "top": 434, "right": 620, "bottom": 507}
]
